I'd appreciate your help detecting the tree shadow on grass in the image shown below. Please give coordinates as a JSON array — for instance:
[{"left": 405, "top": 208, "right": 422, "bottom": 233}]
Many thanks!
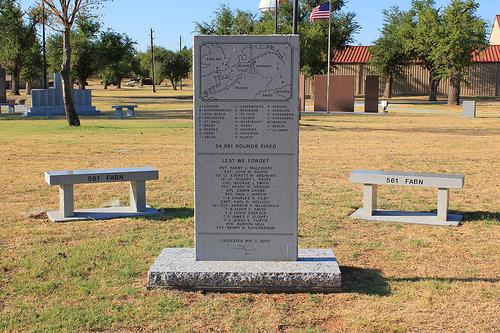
[
  {"left": 139, "top": 207, "right": 194, "bottom": 221},
  {"left": 340, "top": 266, "right": 391, "bottom": 296},
  {"left": 462, "top": 211, "right": 500, "bottom": 223}
]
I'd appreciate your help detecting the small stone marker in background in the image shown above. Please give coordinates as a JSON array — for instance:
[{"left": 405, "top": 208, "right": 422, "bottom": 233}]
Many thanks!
[
  {"left": 463, "top": 101, "right": 476, "bottom": 118},
  {"left": 148, "top": 35, "right": 341, "bottom": 292}
]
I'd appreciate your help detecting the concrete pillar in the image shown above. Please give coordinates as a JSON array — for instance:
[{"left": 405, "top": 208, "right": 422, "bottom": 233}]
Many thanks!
[
  {"left": 59, "top": 184, "right": 74, "bottom": 217},
  {"left": 363, "top": 184, "right": 377, "bottom": 216},
  {"left": 115, "top": 107, "right": 123, "bottom": 118},
  {"left": 365, "top": 76, "right": 380, "bottom": 113},
  {"left": 437, "top": 188, "right": 449, "bottom": 221},
  {"left": 0, "top": 66, "right": 6, "bottom": 104},
  {"left": 130, "top": 181, "right": 146, "bottom": 212},
  {"left": 299, "top": 74, "right": 306, "bottom": 112}
]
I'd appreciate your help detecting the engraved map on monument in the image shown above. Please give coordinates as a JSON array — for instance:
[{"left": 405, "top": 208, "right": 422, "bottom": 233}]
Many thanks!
[{"left": 200, "top": 43, "right": 293, "bottom": 101}]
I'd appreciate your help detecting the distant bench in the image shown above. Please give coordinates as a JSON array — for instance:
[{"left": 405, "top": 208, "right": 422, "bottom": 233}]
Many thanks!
[
  {"left": 0, "top": 103, "right": 15, "bottom": 114},
  {"left": 45, "top": 166, "right": 159, "bottom": 222},
  {"left": 350, "top": 170, "right": 464, "bottom": 226},
  {"left": 113, "top": 105, "right": 138, "bottom": 118},
  {"left": 380, "top": 101, "right": 389, "bottom": 112}
]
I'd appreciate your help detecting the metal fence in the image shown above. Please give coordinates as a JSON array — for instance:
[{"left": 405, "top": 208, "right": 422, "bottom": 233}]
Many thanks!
[{"left": 305, "top": 63, "right": 500, "bottom": 97}]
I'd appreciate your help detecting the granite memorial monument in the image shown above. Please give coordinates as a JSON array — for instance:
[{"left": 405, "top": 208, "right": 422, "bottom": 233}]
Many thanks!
[
  {"left": 148, "top": 35, "right": 341, "bottom": 292},
  {"left": 24, "top": 73, "right": 100, "bottom": 117}
]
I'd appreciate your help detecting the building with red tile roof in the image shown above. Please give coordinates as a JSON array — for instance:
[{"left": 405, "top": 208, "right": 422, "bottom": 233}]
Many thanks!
[{"left": 332, "top": 45, "right": 500, "bottom": 64}]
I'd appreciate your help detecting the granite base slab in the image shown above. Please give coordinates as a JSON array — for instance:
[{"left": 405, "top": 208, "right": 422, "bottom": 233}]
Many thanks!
[
  {"left": 24, "top": 106, "right": 100, "bottom": 117},
  {"left": 350, "top": 208, "right": 462, "bottom": 226},
  {"left": 147, "top": 248, "right": 341, "bottom": 292},
  {"left": 47, "top": 206, "right": 158, "bottom": 222}
]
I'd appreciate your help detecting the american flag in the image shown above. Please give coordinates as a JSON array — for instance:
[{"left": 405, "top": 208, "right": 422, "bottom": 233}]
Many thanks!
[{"left": 309, "top": 2, "right": 331, "bottom": 22}]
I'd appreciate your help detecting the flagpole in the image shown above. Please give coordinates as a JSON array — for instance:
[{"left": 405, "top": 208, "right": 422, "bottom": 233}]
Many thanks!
[{"left": 326, "top": 6, "right": 331, "bottom": 113}]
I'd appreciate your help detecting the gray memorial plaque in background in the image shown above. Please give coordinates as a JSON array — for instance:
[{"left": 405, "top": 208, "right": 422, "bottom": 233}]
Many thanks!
[
  {"left": 463, "top": 101, "right": 476, "bottom": 118},
  {"left": 194, "top": 35, "right": 300, "bottom": 261}
]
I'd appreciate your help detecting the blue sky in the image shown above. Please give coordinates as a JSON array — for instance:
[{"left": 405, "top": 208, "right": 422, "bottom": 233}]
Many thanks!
[{"left": 20, "top": 0, "right": 499, "bottom": 51}]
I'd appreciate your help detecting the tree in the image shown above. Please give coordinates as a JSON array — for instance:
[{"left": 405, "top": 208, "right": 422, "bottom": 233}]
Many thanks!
[
  {"left": 98, "top": 30, "right": 135, "bottom": 89},
  {"left": 42, "top": 0, "right": 109, "bottom": 126},
  {"left": 72, "top": 15, "right": 100, "bottom": 89},
  {"left": 370, "top": 7, "right": 411, "bottom": 98},
  {"left": 404, "top": 0, "right": 445, "bottom": 101},
  {"left": 158, "top": 49, "right": 191, "bottom": 90},
  {"left": 195, "top": 5, "right": 255, "bottom": 35},
  {"left": 0, "top": 0, "right": 35, "bottom": 95},
  {"left": 131, "top": 52, "right": 150, "bottom": 86},
  {"left": 20, "top": 35, "right": 43, "bottom": 95},
  {"left": 45, "top": 15, "right": 101, "bottom": 90},
  {"left": 432, "top": 0, "right": 487, "bottom": 105},
  {"left": 195, "top": 1, "right": 360, "bottom": 76}
]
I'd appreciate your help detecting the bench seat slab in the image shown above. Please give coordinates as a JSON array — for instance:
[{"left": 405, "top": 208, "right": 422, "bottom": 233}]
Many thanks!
[
  {"left": 45, "top": 167, "right": 158, "bottom": 185},
  {"left": 47, "top": 206, "right": 159, "bottom": 223},
  {"left": 350, "top": 208, "right": 463, "bottom": 227}
]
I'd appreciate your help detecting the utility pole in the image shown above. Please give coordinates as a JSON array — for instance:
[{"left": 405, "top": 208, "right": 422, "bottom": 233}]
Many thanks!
[
  {"left": 275, "top": 0, "right": 278, "bottom": 34},
  {"left": 150, "top": 28, "right": 156, "bottom": 93},
  {"left": 42, "top": 0, "right": 47, "bottom": 89},
  {"left": 179, "top": 35, "right": 182, "bottom": 90},
  {"left": 292, "top": 0, "right": 299, "bottom": 35}
]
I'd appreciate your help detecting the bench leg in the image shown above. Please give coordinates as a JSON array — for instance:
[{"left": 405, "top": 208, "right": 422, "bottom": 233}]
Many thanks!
[
  {"left": 363, "top": 184, "right": 377, "bottom": 216},
  {"left": 59, "top": 184, "right": 74, "bottom": 218},
  {"left": 437, "top": 188, "right": 449, "bottom": 221},
  {"left": 130, "top": 181, "right": 146, "bottom": 212},
  {"left": 126, "top": 108, "right": 134, "bottom": 117},
  {"left": 115, "top": 107, "right": 123, "bottom": 118}
]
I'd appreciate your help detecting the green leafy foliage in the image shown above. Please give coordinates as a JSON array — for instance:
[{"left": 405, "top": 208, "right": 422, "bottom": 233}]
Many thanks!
[
  {"left": 431, "top": 0, "right": 487, "bottom": 104},
  {"left": 98, "top": 30, "right": 136, "bottom": 89},
  {"left": 194, "top": 1, "right": 360, "bottom": 75},
  {"left": 158, "top": 49, "right": 191, "bottom": 90},
  {"left": 0, "top": 0, "right": 39, "bottom": 95},
  {"left": 46, "top": 15, "right": 102, "bottom": 89}
]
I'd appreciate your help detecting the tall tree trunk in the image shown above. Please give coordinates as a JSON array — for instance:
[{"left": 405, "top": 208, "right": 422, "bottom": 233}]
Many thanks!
[
  {"left": 117, "top": 79, "right": 122, "bottom": 89},
  {"left": 448, "top": 69, "right": 461, "bottom": 106},
  {"left": 26, "top": 80, "right": 33, "bottom": 95},
  {"left": 429, "top": 77, "right": 440, "bottom": 102},
  {"left": 103, "top": 80, "right": 108, "bottom": 89},
  {"left": 383, "top": 73, "right": 393, "bottom": 99},
  {"left": 61, "top": 26, "right": 80, "bottom": 126},
  {"left": 170, "top": 78, "right": 177, "bottom": 90},
  {"left": 10, "top": 65, "right": 20, "bottom": 95},
  {"left": 139, "top": 78, "right": 143, "bottom": 87},
  {"left": 78, "top": 77, "right": 86, "bottom": 90}
]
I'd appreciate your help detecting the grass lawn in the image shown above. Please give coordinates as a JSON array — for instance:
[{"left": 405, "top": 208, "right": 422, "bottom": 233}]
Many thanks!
[{"left": 0, "top": 85, "right": 499, "bottom": 332}]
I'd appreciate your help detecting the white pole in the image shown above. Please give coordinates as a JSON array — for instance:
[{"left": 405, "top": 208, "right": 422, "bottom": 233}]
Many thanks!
[{"left": 326, "top": 7, "right": 332, "bottom": 113}]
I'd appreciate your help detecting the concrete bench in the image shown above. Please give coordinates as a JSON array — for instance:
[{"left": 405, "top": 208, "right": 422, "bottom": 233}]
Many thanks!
[
  {"left": 380, "top": 101, "right": 389, "bottom": 112},
  {"left": 45, "top": 166, "right": 159, "bottom": 222},
  {"left": 350, "top": 170, "right": 464, "bottom": 226},
  {"left": 0, "top": 103, "right": 15, "bottom": 114},
  {"left": 113, "top": 105, "right": 138, "bottom": 118}
]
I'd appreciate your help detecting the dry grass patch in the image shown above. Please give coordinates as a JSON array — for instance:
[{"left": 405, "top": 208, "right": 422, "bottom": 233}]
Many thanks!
[{"left": 0, "top": 87, "right": 499, "bottom": 332}]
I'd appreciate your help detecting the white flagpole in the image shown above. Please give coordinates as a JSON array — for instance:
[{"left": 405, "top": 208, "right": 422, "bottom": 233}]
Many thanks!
[{"left": 326, "top": 4, "right": 332, "bottom": 113}]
